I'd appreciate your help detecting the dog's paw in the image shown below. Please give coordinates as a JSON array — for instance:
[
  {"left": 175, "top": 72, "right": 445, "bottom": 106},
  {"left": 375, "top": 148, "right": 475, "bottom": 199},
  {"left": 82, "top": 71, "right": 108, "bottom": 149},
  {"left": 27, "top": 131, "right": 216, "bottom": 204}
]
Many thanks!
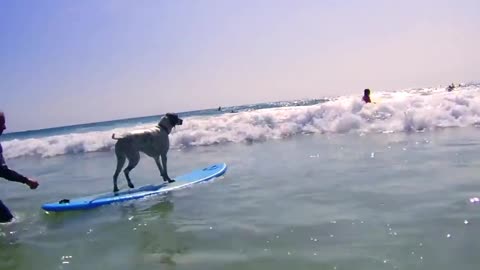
[
  {"left": 168, "top": 179, "right": 176, "bottom": 183},
  {"left": 113, "top": 187, "right": 119, "bottom": 193},
  {"left": 128, "top": 183, "right": 135, "bottom": 189}
]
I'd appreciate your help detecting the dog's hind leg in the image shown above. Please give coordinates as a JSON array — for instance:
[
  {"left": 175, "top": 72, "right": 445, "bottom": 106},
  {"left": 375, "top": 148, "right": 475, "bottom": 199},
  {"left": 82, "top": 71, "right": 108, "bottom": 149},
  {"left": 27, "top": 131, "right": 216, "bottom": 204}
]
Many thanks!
[
  {"left": 124, "top": 151, "right": 140, "bottom": 189},
  {"left": 113, "top": 146, "right": 126, "bottom": 193}
]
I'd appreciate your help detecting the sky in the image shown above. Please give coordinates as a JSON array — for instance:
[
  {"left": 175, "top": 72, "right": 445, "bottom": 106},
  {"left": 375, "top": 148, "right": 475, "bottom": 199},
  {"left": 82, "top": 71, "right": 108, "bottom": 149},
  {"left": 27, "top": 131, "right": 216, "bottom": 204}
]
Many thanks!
[{"left": 1, "top": 0, "right": 479, "bottom": 132}]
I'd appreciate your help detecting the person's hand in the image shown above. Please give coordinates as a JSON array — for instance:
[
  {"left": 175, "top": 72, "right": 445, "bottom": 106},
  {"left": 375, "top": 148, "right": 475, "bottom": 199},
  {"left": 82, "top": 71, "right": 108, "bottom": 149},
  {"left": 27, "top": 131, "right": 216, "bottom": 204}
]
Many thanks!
[{"left": 26, "top": 178, "right": 39, "bottom": 190}]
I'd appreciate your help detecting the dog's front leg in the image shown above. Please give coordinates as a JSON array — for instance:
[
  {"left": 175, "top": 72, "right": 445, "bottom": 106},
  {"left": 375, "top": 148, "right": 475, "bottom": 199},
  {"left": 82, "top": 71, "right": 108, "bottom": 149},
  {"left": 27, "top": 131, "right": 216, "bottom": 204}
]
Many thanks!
[
  {"left": 156, "top": 154, "right": 175, "bottom": 183},
  {"left": 154, "top": 156, "right": 166, "bottom": 179}
]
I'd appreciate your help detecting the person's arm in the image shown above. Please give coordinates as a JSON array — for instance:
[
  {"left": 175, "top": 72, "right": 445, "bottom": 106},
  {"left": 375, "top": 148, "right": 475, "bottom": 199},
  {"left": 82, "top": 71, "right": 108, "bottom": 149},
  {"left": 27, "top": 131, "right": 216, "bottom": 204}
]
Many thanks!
[
  {"left": 0, "top": 166, "right": 39, "bottom": 189},
  {"left": 0, "top": 142, "right": 39, "bottom": 189},
  {"left": 0, "top": 165, "right": 29, "bottom": 183}
]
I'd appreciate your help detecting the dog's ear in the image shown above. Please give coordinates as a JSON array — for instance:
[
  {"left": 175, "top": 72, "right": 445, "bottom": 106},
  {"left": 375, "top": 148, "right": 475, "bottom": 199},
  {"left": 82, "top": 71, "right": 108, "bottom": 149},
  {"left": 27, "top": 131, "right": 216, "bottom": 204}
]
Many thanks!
[{"left": 165, "top": 113, "right": 179, "bottom": 126}]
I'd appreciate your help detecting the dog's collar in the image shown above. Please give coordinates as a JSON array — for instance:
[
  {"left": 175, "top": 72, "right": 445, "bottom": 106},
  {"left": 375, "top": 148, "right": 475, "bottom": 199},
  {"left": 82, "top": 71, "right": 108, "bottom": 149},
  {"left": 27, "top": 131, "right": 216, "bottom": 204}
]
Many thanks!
[{"left": 158, "top": 123, "right": 171, "bottom": 134}]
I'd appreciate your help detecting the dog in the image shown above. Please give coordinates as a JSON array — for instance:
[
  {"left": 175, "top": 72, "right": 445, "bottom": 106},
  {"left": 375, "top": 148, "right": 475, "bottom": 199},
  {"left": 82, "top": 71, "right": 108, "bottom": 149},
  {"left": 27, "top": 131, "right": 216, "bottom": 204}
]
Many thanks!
[{"left": 111, "top": 113, "right": 183, "bottom": 193}]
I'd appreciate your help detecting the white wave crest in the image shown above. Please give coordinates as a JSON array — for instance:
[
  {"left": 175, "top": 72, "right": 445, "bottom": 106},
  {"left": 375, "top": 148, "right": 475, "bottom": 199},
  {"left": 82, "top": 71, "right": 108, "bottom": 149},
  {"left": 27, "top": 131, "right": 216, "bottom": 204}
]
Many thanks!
[{"left": 3, "top": 84, "right": 480, "bottom": 159}]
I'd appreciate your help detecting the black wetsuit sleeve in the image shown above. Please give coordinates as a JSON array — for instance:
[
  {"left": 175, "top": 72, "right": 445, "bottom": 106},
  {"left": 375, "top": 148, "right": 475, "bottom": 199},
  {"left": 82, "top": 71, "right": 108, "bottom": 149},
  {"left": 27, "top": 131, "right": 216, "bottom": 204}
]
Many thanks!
[{"left": 0, "top": 166, "right": 28, "bottom": 184}]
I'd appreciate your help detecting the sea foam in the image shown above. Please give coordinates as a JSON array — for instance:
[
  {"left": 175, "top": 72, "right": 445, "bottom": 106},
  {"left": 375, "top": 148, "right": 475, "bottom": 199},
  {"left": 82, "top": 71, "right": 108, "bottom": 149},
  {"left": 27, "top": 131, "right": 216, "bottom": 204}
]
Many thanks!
[{"left": 3, "top": 84, "right": 480, "bottom": 159}]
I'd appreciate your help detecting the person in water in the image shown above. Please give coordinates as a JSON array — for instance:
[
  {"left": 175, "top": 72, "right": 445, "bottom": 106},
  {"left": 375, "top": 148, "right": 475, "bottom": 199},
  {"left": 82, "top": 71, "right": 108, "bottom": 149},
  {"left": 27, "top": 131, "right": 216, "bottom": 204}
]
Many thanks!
[
  {"left": 362, "top": 89, "right": 372, "bottom": 103},
  {"left": 0, "top": 111, "right": 39, "bottom": 223},
  {"left": 447, "top": 83, "right": 455, "bottom": 92}
]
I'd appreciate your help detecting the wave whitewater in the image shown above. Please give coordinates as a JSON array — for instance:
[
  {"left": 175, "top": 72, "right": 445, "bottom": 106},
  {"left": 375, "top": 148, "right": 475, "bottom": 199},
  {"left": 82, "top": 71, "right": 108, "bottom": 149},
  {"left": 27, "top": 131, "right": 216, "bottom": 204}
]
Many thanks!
[{"left": 3, "top": 84, "right": 480, "bottom": 159}]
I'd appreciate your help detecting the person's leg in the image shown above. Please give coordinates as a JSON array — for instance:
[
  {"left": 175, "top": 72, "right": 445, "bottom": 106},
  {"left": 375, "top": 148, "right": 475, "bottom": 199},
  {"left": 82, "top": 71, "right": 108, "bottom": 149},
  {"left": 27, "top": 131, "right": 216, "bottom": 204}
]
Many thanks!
[{"left": 0, "top": 200, "right": 13, "bottom": 223}]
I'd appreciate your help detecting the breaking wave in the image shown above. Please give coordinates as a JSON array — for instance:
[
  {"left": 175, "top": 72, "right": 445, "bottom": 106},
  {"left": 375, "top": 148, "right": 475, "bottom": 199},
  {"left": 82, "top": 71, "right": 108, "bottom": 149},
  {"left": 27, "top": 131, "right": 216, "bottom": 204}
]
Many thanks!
[{"left": 4, "top": 84, "right": 480, "bottom": 159}]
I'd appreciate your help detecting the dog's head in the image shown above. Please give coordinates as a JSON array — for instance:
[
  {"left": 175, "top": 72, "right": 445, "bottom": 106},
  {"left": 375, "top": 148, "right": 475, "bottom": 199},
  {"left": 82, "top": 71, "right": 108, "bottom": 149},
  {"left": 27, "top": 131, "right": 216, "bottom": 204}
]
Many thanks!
[
  {"left": 157, "top": 113, "right": 183, "bottom": 134},
  {"left": 165, "top": 113, "right": 183, "bottom": 126}
]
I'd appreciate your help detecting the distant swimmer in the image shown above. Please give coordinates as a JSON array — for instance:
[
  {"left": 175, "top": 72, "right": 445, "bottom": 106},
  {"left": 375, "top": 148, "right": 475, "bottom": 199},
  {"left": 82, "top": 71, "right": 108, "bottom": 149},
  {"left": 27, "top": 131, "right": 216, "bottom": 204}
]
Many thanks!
[
  {"left": 362, "top": 89, "right": 372, "bottom": 103},
  {"left": 218, "top": 106, "right": 222, "bottom": 111},
  {"left": 447, "top": 83, "right": 455, "bottom": 92}
]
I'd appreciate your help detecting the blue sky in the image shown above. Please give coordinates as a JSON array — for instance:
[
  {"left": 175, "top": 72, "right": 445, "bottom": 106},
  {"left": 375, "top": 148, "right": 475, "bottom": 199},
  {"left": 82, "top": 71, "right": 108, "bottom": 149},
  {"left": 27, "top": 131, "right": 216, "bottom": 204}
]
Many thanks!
[{"left": 1, "top": 0, "right": 479, "bottom": 131}]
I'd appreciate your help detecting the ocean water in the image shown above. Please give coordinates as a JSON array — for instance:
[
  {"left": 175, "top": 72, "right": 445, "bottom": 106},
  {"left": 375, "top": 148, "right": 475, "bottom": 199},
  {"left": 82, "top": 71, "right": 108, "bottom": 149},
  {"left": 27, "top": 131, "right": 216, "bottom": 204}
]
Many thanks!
[{"left": 1, "top": 85, "right": 480, "bottom": 270}]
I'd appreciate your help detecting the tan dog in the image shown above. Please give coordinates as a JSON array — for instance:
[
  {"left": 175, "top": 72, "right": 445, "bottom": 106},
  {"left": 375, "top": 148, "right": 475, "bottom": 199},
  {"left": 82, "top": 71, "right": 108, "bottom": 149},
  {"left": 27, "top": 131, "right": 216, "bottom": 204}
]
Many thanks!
[{"left": 111, "top": 113, "right": 183, "bottom": 193}]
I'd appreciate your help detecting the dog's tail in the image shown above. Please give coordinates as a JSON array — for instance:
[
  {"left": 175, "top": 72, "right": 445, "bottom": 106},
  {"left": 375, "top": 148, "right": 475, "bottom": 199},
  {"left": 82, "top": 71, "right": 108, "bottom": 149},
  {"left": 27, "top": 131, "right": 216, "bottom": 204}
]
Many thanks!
[{"left": 112, "top": 133, "right": 119, "bottom": 140}]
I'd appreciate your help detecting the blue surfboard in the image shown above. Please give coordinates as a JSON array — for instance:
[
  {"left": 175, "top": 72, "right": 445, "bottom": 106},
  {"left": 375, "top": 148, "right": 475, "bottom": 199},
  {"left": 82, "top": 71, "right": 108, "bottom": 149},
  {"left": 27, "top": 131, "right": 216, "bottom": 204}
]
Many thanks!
[{"left": 42, "top": 163, "right": 227, "bottom": 212}]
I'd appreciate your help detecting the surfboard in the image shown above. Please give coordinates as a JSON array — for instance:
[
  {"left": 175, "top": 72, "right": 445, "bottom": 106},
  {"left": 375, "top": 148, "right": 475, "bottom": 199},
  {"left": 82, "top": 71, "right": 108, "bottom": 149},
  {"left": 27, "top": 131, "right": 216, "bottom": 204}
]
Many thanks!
[{"left": 42, "top": 163, "right": 227, "bottom": 212}]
